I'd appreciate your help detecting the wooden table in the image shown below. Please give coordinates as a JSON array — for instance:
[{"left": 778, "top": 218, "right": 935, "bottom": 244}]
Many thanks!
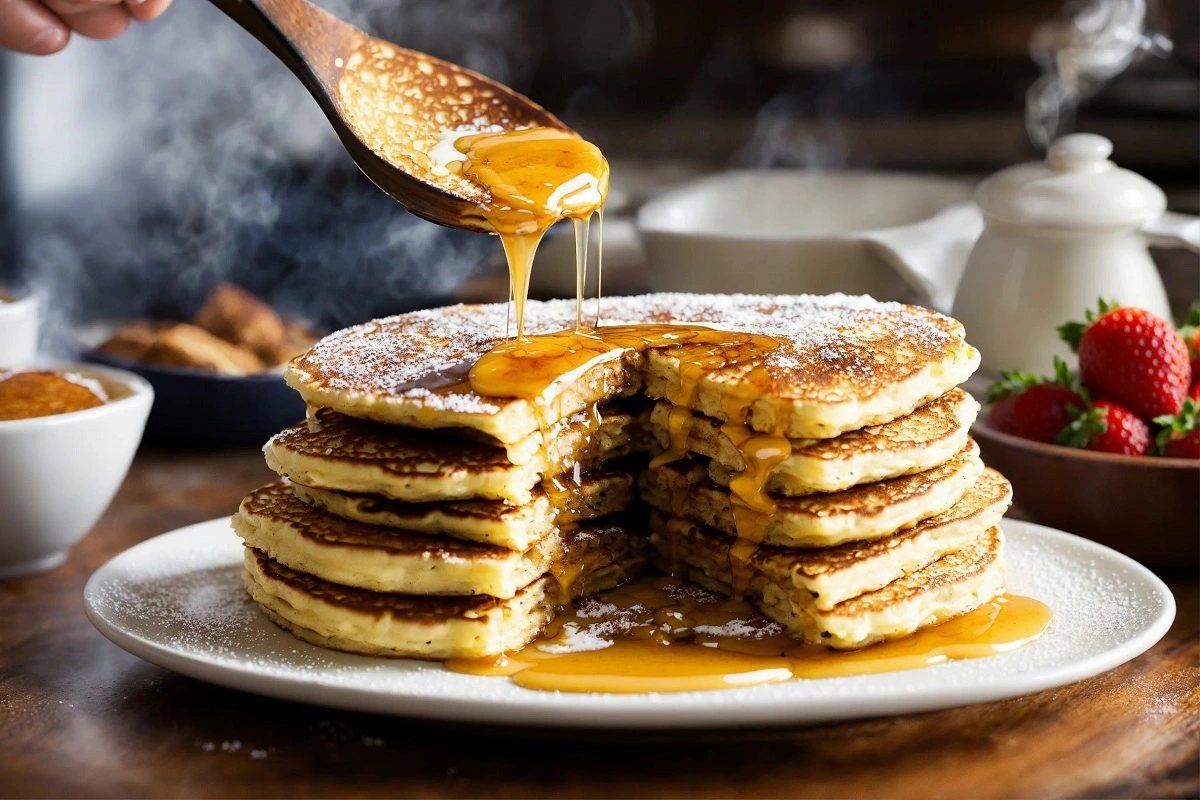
[{"left": 2, "top": 450, "right": 1197, "bottom": 799}]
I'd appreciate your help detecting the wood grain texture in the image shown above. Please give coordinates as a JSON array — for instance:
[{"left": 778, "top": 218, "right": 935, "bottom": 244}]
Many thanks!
[{"left": 0, "top": 450, "right": 1196, "bottom": 799}]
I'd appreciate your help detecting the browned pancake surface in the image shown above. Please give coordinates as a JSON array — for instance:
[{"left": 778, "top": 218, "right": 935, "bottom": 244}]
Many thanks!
[
  {"left": 288, "top": 294, "right": 966, "bottom": 417},
  {"left": 272, "top": 408, "right": 516, "bottom": 474},
  {"left": 649, "top": 468, "right": 1011, "bottom": 580},
  {"left": 241, "top": 480, "right": 644, "bottom": 563},
  {"left": 644, "top": 439, "right": 982, "bottom": 528},
  {"left": 830, "top": 528, "right": 1003, "bottom": 617},
  {"left": 241, "top": 481, "right": 512, "bottom": 559}
]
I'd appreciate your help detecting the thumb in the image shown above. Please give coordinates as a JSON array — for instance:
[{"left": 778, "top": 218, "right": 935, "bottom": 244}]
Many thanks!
[{"left": 0, "top": 0, "right": 70, "bottom": 54}]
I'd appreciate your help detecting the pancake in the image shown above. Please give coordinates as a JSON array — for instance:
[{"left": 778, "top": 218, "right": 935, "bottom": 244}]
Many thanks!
[
  {"left": 650, "top": 468, "right": 1011, "bottom": 610},
  {"left": 639, "top": 439, "right": 984, "bottom": 548},
  {"left": 649, "top": 515, "right": 1006, "bottom": 649},
  {"left": 234, "top": 481, "right": 643, "bottom": 598},
  {"left": 286, "top": 294, "right": 979, "bottom": 444},
  {"left": 650, "top": 388, "right": 979, "bottom": 497},
  {"left": 265, "top": 404, "right": 645, "bottom": 506},
  {"left": 243, "top": 536, "right": 645, "bottom": 660},
  {"left": 291, "top": 467, "right": 636, "bottom": 551}
]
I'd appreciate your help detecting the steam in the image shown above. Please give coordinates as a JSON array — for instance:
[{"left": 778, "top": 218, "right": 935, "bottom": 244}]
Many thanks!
[
  {"left": 1025, "top": 0, "right": 1171, "bottom": 149},
  {"left": 7, "top": 0, "right": 545, "bottom": 352},
  {"left": 730, "top": 89, "right": 850, "bottom": 170}
]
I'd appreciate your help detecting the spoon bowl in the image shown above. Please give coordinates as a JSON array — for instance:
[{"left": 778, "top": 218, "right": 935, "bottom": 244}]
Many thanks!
[{"left": 207, "top": 0, "right": 569, "bottom": 232}]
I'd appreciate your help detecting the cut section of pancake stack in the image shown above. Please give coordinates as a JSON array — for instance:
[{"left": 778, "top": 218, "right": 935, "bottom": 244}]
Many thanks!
[
  {"left": 239, "top": 401, "right": 649, "bottom": 659},
  {"left": 235, "top": 293, "right": 1012, "bottom": 659},
  {"left": 641, "top": 387, "right": 1011, "bottom": 649}
]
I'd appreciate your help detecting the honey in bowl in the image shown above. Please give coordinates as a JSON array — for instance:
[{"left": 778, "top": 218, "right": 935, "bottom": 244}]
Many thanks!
[{"left": 0, "top": 370, "right": 109, "bottom": 421}]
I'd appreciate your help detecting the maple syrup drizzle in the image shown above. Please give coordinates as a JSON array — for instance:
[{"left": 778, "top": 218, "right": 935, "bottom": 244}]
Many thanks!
[
  {"left": 468, "top": 326, "right": 780, "bottom": 407},
  {"left": 572, "top": 215, "right": 590, "bottom": 331},
  {"left": 593, "top": 209, "right": 604, "bottom": 327},
  {"left": 445, "top": 576, "right": 1053, "bottom": 693},
  {"left": 649, "top": 405, "right": 697, "bottom": 469},
  {"left": 542, "top": 464, "right": 585, "bottom": 521},
  {"left": 444, "top": 126, "right": 609, "bottom": 339}
]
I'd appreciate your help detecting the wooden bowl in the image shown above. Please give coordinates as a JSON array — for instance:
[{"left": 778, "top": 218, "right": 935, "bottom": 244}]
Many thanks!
[{"left": 973, "top": 423, "right": 1199, "bottom": 570}]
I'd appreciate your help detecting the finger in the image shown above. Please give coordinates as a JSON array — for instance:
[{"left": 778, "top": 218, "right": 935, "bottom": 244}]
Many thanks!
[
  {"left": 125, "top": 0, "right": 170, "bottom": 22},
  {"left": 0, "top": 0, "right": 70, "bottom": 54},
  {"left": 58, "top": 3, "right": 131, "bottom": 39},
  {"left": 42, "top": 0, "right": 124, "bottom": 12}
]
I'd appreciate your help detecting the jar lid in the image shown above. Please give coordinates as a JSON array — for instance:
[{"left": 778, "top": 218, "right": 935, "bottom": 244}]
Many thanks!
[{"left": 975, "top": 133, "right": 1165, "bottom": 230}]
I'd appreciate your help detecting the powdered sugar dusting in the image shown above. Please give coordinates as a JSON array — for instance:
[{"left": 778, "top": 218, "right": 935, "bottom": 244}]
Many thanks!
[
  {"left": 693, "top": 619, "right": 785, "bottom": 639},
  {"left": 286, "top": 293, "right": 966, "bottom": 416}
]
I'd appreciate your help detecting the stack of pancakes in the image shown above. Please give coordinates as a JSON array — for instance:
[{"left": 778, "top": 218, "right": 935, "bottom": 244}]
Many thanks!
[
  {"left": 238, "top": 402, "right": 649, "bottom": 660},
  {"left": 235, "top": 293, "right": 1011, "bottom": 658}
]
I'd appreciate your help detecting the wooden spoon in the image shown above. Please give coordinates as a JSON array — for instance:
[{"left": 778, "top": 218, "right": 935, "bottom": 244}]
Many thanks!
[{"left": 206, "top": 0, "right": 569, "bottom": 233}]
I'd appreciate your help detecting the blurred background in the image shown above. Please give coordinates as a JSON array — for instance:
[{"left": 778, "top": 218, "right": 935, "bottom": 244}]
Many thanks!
[{"left": 1, "top": 0, "right": 1196, "bottom": 343}]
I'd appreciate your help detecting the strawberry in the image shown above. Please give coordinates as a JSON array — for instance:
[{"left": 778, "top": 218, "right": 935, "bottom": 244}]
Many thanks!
[
  {"left": 1153, "top": 398, "right": 1200, "bottom": 459},
  {"left": 1058, "top": 300, "right": 1191, "bottom": 419},
  {"left": 1190, "top": 383, "right": 1200, "bottom": 402},
  {"left": 1180, "top": 305, "right": 1200, "bottom": 382},
  {"left": 986, "top": 357, "right": 1084, "bottom": 443},
  {"left": 1057, "top": 398, "right": 1151, "bottom": 456}
]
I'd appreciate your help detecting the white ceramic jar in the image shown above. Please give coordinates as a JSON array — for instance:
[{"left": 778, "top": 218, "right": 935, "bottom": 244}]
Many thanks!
[
  {"left": 0, "top": 294, "right": 38, "bottom": 368},
  {"left": 952, "top": 133, "right": 1198, "bottom": 380}
]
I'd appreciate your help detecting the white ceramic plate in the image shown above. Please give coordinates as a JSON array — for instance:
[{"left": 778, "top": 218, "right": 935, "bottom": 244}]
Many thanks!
[{"left": 84, "top": 518, "right": 1175, "bottom": 729}]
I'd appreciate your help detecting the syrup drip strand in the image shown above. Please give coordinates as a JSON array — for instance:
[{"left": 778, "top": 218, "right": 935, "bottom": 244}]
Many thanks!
[
  {"left": 572, "top": 215, "right": 590, "bottom": 332},
  {"left": 450, "top": 126, "right": 609, "bottom": 339},
  {"left": 594, "top": 209, "right": 603, "bottom": 327}
]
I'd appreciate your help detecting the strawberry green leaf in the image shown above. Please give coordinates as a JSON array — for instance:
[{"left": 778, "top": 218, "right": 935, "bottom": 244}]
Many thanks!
[
  {"left": 1052, "top": 355, "right": 1076, "bottom": 388},
  {"left": 985, "top": 369, "right": 1041, "bottom": 404},
  {"left": 1179, "top": 303, "right": 1200, "bottom": 349},
  {"left": 1152, "top": 398, "right": 1199, "bottom": 453},
  {"left": 1055, "top": 403, "right": 1106, "bottom": 449},
  {"left": 1092, "top": 298, "right": 1119, "bottom": 319},
  {"left": 1058, "top": 299, "right": 1119, "bottom": 352},
  {"left": 1057, "top": 321, "right": 1086, "bottom": 353},
  {"left": 1153, "top": 397, "right": 1199, "bottom": 435}
]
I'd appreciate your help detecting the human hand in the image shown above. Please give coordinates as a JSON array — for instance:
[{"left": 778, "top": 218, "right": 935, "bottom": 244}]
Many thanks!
[{"left": 0, "top": 0, "right": 172, "bottom": 55}]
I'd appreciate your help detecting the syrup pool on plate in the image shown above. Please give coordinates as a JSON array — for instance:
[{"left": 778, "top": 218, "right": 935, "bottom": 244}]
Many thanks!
[{"left": 446, "top": 576, "right": 1054, "bottom": 693}]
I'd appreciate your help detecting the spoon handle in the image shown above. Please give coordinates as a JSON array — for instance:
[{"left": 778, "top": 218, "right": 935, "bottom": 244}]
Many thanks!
[{"left": 205, "top": 0, "right": 361, "bottom": 92}]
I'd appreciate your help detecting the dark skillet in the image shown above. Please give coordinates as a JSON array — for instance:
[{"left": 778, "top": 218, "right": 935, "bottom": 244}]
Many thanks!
[{"left": 86, "top": 351, "right": 306, "bottom": 450}]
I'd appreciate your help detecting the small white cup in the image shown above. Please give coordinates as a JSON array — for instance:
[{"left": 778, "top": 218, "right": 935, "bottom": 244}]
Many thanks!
[
  {"left": 0, "top": 365, "right": 153, "bottom": 578},
  {"left": 0, "top": 294, "right": 39, "bottom": 368}
]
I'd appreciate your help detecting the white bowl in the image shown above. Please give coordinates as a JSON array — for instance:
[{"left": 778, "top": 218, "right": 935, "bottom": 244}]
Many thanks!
[
  {"left": 636, "top": 170, "right": 978, "bottom": 308},
  {"left": 0, "top": 294, "right": 39, "bottom": 368},
  {"left": 0, "top": 365, "right": 153, "bottom": 578}
]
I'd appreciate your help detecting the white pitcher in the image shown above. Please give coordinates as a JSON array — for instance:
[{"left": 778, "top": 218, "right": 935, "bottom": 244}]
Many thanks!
[{"left": 952, "top": 133, "right": 1199, "bottom": 380}]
